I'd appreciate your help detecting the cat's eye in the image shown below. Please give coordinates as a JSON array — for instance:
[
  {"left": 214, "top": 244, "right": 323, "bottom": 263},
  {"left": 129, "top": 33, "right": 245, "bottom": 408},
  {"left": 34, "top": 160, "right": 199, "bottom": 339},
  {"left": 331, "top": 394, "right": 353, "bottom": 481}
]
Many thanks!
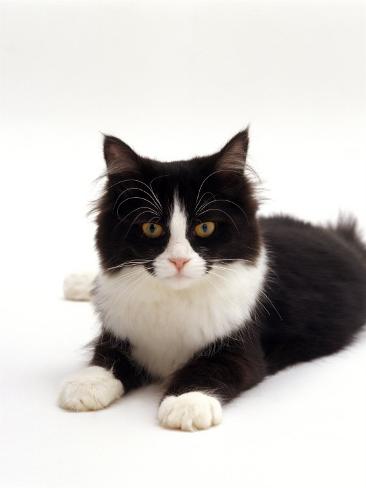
[
  {"left": 142, "top": 222, "right": 164, "bottom": 238},
  {"left": 194, "top": 221, "right": 216, "bottom": 238}
]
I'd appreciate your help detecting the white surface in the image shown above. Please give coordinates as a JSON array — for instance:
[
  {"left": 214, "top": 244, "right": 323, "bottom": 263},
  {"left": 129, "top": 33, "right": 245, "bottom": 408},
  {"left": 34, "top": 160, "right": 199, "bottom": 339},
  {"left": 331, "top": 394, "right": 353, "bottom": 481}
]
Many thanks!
[
  {"left": 0, "top": 1, "right": 365, "bottom": 487},
  {"left": 1, "top": 294, "right": 365, "bottom": 487}
]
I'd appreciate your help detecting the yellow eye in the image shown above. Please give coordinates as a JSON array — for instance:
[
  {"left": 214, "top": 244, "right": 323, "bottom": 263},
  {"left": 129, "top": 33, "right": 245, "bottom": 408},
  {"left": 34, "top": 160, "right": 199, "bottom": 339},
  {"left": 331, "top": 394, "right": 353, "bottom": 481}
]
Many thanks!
[
  {"left": 142, "top": 222, "right": 164, "bottom": 238},
  {"left": 194, "top": 221, "right": 216, "bottom": 238}
]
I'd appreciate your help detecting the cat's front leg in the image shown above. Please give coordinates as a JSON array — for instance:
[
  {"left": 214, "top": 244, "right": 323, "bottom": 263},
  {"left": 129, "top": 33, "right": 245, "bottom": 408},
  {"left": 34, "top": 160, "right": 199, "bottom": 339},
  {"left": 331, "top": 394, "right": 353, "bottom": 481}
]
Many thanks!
[
  {"left": 158, "top": 329, "right": 266, "bottom": 431},
  {"left": 58, "top": 330, "right": 151, "bottom": 411}
]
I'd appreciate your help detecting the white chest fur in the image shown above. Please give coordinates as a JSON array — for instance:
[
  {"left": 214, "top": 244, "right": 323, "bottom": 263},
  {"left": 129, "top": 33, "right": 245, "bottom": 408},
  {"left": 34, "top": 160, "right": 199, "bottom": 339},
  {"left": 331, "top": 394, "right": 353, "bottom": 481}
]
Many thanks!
[{"left": 93, "top": 250, "right": 267, "bottom": 378}]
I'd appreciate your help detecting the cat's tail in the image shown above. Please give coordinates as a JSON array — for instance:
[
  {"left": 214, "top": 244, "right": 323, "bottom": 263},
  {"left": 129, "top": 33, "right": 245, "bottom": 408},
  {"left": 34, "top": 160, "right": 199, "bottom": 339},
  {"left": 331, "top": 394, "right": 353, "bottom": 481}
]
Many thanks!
[
  {"left": 63, "top": 272, "right": 96, "bottom": 301},
  {"left": 331, "top": 215, "right": 366, "bottom": 260}
]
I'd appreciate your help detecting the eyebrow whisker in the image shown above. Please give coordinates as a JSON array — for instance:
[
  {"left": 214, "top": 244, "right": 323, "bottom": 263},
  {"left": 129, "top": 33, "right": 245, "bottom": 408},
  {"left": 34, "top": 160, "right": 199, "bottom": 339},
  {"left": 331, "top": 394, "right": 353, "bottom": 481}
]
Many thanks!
[
  {"left": 196, "top": 199, "right": 248, "bottom": 222},
  {"left": 108, "top": 178, "right": 163, "bottom": 210},
  {"left": 194, "top": 169, "right": 242, "bottom": 210},
  {"left": 113, "top": 187, "right": 162, "bottom": 214},
  {"left": 117, "top": 205, "right": 159, "bottom": 223},
  {"left": 116, "top": 196, "right": 161, "bottom": 216},
  {"left": 194, "top": 191, "right": 215, "bottom": 213}
]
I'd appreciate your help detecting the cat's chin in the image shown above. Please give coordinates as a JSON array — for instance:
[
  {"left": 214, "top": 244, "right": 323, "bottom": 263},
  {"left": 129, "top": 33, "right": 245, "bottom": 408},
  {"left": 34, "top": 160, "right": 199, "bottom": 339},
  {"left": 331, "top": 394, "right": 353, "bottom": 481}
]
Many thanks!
[{"left": 159, "top": 274, "right": 199, "bottom": 290}]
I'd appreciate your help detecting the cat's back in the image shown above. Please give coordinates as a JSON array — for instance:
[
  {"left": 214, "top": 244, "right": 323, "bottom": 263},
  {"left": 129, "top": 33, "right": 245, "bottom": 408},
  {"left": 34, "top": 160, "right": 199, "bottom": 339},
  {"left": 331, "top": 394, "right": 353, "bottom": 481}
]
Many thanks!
[
  {"left": 258, "top": 214, "right": 366, "bottom": 372},
  {"left": 260, "top": 214, "right": 366, "bottom": 273}
]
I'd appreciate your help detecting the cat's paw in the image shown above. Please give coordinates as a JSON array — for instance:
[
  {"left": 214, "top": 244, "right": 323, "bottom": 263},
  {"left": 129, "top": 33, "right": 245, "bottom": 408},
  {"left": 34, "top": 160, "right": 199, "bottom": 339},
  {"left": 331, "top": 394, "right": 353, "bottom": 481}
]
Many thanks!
[
  {"left": 158, "top": 392, "right": 222, "bottom": 431},
  {"left": 58, "top": 366, "right": 124, "bottom": 411},
  {"left": 63, "top": 272, "right": 96, "bottom": 301}
]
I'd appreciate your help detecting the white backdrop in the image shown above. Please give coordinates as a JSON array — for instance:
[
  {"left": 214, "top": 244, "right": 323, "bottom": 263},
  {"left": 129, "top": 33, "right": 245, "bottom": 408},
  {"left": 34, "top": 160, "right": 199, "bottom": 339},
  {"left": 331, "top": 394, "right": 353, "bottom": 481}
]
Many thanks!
[{"left": 0, "top": 1, "right": 365, "bottom": 487}]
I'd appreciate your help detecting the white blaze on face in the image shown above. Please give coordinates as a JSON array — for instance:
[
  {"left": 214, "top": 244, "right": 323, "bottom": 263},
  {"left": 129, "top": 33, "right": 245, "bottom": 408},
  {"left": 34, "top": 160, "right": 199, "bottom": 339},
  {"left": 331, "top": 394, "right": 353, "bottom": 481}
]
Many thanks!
[
  {"left": 153, "top": 195, "right": 207, "bottom": 288},
  {"left": 167, "top": 195, "right": 190, "bottom": 259}
]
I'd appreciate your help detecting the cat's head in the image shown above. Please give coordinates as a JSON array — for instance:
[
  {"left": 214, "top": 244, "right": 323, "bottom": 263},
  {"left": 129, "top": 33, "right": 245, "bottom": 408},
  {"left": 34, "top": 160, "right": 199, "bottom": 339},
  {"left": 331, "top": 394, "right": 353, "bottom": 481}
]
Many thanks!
[{"left": 96, "top": 130, "right": 261, "bottom": 289}]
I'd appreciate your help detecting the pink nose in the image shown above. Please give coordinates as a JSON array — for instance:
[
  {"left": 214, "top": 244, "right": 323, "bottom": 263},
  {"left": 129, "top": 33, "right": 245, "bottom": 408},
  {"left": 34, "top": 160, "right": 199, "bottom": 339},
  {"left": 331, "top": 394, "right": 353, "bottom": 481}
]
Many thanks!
[{"left": 169, "top": 258, "right": 190, "bottom": 271}]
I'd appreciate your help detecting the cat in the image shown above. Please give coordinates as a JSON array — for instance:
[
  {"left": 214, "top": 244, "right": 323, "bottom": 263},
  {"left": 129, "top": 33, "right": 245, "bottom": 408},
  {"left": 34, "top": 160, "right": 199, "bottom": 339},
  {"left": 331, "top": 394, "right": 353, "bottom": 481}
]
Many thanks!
[{"left": 58, "top": 129, "right": 366, "bottom": 431}]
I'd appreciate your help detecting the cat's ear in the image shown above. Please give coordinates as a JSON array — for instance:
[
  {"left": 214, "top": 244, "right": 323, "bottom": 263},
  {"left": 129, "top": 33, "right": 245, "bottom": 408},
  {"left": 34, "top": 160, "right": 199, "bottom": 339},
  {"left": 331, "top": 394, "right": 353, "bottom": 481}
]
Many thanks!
[
  {"left": 217, "top": 128, "right": 249, "bottom": 172},
  {"left": 103, "top": 135, "right": 139, "bottom": 174}
]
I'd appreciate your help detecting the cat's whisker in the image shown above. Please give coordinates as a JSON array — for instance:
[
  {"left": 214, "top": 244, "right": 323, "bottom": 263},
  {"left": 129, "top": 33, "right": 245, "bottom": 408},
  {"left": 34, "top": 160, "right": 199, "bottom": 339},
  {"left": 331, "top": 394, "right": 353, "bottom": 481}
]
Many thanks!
[
  {"left": 117, "top": 268, "right": 155, "bottom": 282},
  {"left": 147, "top": 178, "right": 165, "bottom": 210},
  {"left": 116, "top": 205, "right": 158, "bottom": 223},
  {"left": 194, "top": 191, "right": 215, "bottom": 213},
  {"left": 116, "top": 196, "right": 162, "bottom": 217},
  {"left": 194, "top": 169, "right": 242, "bottom": 210},
  {"left": 113, "top": 187, "right": 163, "bottom": 214},
  {"left": 207, "top": 269, "right": 237, "bottom": 287},
  {"left": 253, "top": 294, "right": 271, "bottom": 318},
  {"left": 210, "top": 263, "right": 251, "bottom": 272},
  {"left": 258, "top": 289, "right": 283, "bottom": 321},
  {"left": 107, "top": 259, "right": 152, "bottom": 267},
  {"left": 196, "top": 198, "right": 248, "bottom": 222},
  {"left": 195, "top": 200, "right": 215, "bottom": 216},
  {"left": 113, "top": 264, "right": 151, "bottom": 283},
  {"left": 106, "top": 260, "right": 153, "bottom": 273},
  {"left": 209, "top": 265, "right": 244, "bottom": 275},
  {"left": 207, "top": 258, "right": 251, "bottom": 263},
  {"left": 105, "top": 260, "right": 153, "bottom": 272},
  {"left": 116, "top": 269, "right": 145, "bottom": 281},
  {"left": 108, "top": 177, "right": 163, "bottom": 210}
]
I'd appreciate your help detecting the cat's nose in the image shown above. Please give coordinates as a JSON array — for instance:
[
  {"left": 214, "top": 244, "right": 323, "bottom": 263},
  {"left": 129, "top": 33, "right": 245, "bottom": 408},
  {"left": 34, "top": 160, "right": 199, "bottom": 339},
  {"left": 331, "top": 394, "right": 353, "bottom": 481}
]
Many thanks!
[{"left": 169, "top": 258, "right": 190, "bottom": 271}]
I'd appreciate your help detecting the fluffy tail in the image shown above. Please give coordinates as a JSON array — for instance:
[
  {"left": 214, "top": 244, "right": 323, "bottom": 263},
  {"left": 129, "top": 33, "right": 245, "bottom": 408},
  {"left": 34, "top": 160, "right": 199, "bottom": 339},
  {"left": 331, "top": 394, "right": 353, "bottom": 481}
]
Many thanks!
[
  {"left": 63, "top": 272, "right": 96, "bottom": 301},
  {"left": 331, "top": 215, "right": 366, "bottom": 260}
]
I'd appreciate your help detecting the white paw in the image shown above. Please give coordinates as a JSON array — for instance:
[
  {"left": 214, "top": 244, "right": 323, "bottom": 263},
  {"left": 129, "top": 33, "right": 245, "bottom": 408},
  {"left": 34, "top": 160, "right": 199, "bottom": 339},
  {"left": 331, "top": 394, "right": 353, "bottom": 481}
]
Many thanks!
[
  {"left": 63, "top": 272, "right": 96, "bottom": 301},
  {"left": 58, "top": 366, "right": 124, "bottom": 411},
  {"left": 158, "top": 392, "right": 222, "bottom": 431}
]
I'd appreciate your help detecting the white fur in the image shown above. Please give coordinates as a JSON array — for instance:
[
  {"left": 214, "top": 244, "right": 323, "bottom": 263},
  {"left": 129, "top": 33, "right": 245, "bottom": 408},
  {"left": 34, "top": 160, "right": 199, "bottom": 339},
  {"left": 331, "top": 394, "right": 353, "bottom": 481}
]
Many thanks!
[
  {"left": 158, "top": 392, "right": 222, "bottom": 431},
  {"left": 153, "top": 195, "right": 207, "bottom": 289},
  {"left": 58, "top": 366, "right": 124, "bottom": 411},
  {"left": 63, "top": 272, "right": 95, "bottom": 301},
  {"left": 94, "top": 248, "right": 267, "bottom": 378},
  {"left": 93, "top": 195, "right": 268, "bottom": 377}
]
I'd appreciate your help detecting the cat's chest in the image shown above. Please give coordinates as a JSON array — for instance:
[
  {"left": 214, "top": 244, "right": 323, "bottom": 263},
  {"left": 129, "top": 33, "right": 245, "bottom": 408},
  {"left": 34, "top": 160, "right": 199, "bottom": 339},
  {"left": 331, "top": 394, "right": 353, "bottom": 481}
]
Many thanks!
[{"left": 93, "top": 258, "right": 265, "bottom": 378}]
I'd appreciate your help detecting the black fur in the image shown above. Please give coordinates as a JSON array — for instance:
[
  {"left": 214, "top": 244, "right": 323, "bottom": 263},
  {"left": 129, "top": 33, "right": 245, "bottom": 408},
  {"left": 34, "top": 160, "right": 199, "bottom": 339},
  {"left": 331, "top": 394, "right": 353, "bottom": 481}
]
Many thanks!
[
  {"left": 165, "top": 327, "right": 266, "bottom": 402},
  {"left": 91, "top": 331, "right": 152, "bottom": 391},
  {"left": 260, "top": 215, "right": 366, "bottom": 375},
  {"left": 96, "top": 130, "right": 260, "bottom": 273},
  {"left": 90, "top": 130, "right": 366, "bottom": 405}
]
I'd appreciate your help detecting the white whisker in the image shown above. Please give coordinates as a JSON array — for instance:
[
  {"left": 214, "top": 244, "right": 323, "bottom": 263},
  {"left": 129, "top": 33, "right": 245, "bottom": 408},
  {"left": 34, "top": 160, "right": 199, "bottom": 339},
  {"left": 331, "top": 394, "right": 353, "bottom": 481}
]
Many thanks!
[
  {"left": 194, "top": 191, "right": 215, "bottom": 213},
  {"left": 113, "top": 187, "right": 162, "bottom": 213},
  {"left": 108, "top": 178, "right": 163, "bottom": 210},
  {"left": 116, "top": 196, "right": 161, "bottom": 217},
  {"left": 207, "top": 258, "right": 251, "bottom": 263},
  {"left": 117, "top": 205, "right": 158, "bottom": 223},
  {"left": 194, "top": 169, "right": 242, "bottom": 210},
  {"left": 259, "top": 289, "right": 283, "bottom": 321},
  {"left": 197, "top": 198, "right": 248, "bottom": 222},
  {"left": 105, "top": 259, "right": 153, "bottom": 272}
]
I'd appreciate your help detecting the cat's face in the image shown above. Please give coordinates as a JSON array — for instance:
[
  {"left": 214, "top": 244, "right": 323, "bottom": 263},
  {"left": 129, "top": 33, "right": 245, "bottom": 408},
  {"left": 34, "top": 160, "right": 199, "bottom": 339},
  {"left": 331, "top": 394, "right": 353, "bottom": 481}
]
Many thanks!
[{"left": 96, "top": 131, "right": 260, "bottom": 289}]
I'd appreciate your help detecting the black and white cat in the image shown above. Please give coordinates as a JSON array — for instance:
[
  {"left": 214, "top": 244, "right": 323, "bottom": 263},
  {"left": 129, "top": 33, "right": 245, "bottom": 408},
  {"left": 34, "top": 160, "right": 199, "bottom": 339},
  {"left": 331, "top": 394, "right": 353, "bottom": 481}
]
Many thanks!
[{"left": 59, "top": 130, "right": 366, "bottom": 431}]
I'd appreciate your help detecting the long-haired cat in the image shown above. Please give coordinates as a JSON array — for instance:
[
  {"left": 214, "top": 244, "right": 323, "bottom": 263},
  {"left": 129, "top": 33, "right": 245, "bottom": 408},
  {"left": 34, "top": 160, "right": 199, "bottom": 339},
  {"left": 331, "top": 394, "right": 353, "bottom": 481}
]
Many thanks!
[{"left": 59, "top": 130, "right": 366, "bottom": 431}]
